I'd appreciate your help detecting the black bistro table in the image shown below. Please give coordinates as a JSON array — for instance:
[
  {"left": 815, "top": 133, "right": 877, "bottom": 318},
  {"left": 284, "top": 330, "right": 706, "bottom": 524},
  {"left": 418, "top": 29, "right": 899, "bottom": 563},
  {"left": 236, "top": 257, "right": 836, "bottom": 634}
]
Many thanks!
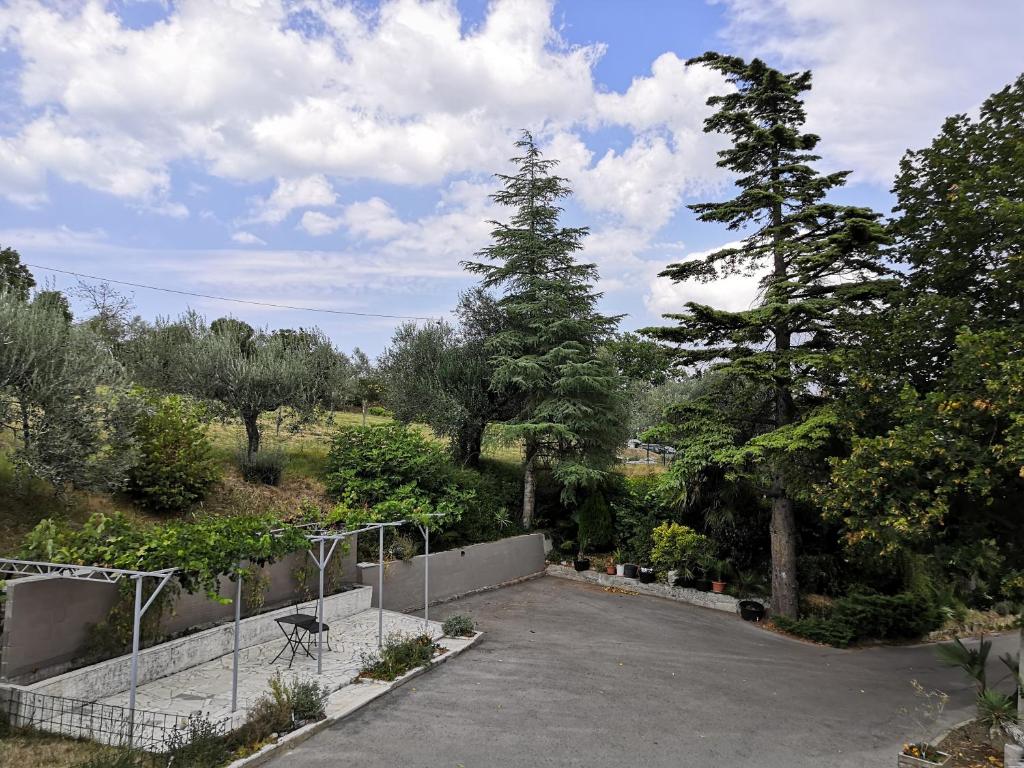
[{"left": 272, "top": 612, "right": 331, "bottom": 668}]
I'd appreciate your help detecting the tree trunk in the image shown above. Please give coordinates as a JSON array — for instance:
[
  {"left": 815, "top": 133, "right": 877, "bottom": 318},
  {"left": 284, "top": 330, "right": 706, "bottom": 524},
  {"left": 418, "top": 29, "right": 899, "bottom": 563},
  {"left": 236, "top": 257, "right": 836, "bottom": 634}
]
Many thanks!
[
  {"left": 770, "top": 490, "right": 799, "bottom": 618},
  {"left": 768, "top": 160, "right": 800, "bottom": 619},
  {"left": 20, "top": 400, "right": 30, "bottom": 451},
  {"left": 521, "top": 452, "right": 537, "bottom": 529},
  {"left": 454, "top": 424, "right": 484, "bottom": 468},
  {"left": 361, "top": 399, "right": 368, "bottom": 427},
  {"left": 242, "top": 410, "right": 260, "bottom": 458}
]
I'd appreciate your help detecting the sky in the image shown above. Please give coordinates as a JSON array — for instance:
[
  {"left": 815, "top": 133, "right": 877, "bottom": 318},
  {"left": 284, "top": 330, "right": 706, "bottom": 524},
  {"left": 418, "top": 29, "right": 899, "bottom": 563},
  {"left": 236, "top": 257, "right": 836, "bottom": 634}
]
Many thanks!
[{"left": 1, "top": 0, "right": 1022, "bottom": 355}]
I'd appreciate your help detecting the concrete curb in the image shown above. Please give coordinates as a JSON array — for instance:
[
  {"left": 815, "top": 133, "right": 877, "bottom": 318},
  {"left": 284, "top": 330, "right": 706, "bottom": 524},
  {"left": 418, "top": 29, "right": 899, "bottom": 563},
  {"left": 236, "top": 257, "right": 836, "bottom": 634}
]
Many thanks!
[{"left": 223, "top": 631, "right": 483, "bottom": 768}]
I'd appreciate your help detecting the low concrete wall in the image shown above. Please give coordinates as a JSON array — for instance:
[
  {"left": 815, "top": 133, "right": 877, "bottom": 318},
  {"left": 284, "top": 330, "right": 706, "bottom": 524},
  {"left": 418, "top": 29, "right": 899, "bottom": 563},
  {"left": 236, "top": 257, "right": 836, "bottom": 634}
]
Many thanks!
[
  {"left": 546, "top": 564, "right": 767, "bottom": 614},
  {"left": 356, "top": 533, "right": 546, "bottom": 613},
  {"left": 18, "top": 585, "right": 371, "bottom": 701},
  {"left": 1, "top": 539, "right": 357, "bottom": 683}
]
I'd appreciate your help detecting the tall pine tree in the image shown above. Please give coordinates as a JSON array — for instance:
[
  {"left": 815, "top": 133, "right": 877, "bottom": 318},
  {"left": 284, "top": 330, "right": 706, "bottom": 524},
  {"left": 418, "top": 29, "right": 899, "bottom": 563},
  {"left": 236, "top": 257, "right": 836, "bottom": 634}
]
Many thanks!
[
  {"left": 464, "top": 132, "right": 627, "bottom": 529},
  {"left": 643, "top": 54, "right": 890, "bottom": 617}
]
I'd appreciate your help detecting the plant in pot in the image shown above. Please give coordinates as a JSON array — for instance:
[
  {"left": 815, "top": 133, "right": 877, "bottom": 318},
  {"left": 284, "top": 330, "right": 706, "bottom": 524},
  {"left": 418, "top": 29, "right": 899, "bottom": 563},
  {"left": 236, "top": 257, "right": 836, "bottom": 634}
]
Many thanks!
[
  {"left": 706, "top": 557, "right": 731, "bottom": 593},
  {"left": 638, "top": 566, "right": 656, "bottom": 584},
  {"left": 650, "top": 522, "right": 712, "bottom": 589},
  {"left": 604, "top": 556, "right": 616, "bottom": 575},
  {"left": 612, "top": 548, "right": 625, "bottom": 576},
  {"left": 898, "top": 680, "right": 950, "bottom": 767},
  {"left": 573, "top": 536, "right": 591, "bottom": 572}
]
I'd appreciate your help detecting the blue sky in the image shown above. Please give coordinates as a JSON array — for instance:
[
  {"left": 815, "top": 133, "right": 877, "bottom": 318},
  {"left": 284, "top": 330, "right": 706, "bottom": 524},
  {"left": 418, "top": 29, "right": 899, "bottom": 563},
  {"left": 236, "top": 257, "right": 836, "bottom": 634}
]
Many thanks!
[{"left": 1, "top": 0, "right": 1022, "bottom": 354}]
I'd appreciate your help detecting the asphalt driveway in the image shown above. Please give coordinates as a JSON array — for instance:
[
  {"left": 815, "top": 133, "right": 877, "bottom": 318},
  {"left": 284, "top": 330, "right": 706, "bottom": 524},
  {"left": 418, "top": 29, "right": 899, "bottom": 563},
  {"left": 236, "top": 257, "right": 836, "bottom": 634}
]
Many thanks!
[{"left": 265, "top": 576, "right": 1018, "bottom": 768}]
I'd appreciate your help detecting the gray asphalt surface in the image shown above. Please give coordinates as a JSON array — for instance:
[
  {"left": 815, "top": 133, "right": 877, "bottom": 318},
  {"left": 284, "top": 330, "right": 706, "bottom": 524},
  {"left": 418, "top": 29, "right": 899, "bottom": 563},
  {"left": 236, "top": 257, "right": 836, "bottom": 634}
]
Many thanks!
[{"left": 265, "top": 576, "right": 1018, "bottom": 768}]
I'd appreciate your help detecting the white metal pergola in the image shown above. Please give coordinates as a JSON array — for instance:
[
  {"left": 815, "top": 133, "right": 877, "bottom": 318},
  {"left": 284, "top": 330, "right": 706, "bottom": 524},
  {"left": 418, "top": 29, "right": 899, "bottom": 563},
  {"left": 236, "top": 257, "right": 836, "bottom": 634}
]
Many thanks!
[
  {"left": 3, "top": 515, "right": 447, "bottom": 723},
  {"left": 0, "top": 558, "right": 177, "bottom": 737}
]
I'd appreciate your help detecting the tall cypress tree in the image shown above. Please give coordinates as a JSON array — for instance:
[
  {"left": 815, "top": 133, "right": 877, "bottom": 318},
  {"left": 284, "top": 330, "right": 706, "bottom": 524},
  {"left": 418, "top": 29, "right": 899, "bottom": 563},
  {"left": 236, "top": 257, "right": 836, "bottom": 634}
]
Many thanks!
[
  {"left": 464, "top": 132, "right": 626, "bottom": 529},
  {"left": 643, "top": 54, "right": 890, "bottom": 617}
]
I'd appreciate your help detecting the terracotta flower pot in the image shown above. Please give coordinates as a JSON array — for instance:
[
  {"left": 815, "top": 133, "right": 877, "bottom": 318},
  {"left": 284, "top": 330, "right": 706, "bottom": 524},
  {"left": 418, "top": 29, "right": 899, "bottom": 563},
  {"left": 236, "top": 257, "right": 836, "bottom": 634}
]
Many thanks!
[
  {"left": 711, "top": 580, "right": 727, "bottom": 593},
  {"left": 605, "top": 565, "right": 616, "bottom": 575}
]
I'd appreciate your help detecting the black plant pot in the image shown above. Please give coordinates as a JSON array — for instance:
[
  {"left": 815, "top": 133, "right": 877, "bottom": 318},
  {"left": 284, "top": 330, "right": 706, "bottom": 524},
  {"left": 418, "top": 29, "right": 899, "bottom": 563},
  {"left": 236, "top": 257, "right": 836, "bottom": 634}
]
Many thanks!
[
  {"left": 739, "top": 600, "right": 766, "bottom": 622},
  {"left": 638, "top": 568, "right": 656, "bottom": 584},
  {"left": 573, "top": 559, "right": 591, "bottom": 572},
  {"left": 622, "top": 563, "right": 639, "bottom": 579}
]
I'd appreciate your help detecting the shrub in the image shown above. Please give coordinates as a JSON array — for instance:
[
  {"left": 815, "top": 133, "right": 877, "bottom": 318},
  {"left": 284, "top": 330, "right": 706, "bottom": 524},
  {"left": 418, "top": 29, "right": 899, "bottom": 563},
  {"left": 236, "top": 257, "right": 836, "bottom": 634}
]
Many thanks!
[
  {"left": 127, "top": 392, "right": 219, "bottom": 513},
  {"left": 442, "top": 614, "right": 475, "bottom": 637},
  {"left": 239, "top": 447, "right": 286, "bottom": 485},
  {"left": 164, "top": 712, "right": 229, "bottom": 768},
  {"left": 575, "top": 491, "right": 614, "bottom": 550},
  {"left": 649, "top": 522, "right": 712, "bottom": 580},
  {"left": 368, "top": 406, "right": 391, "bottom": 417},
  {"left": 232, "top": 673, "right": 328, "bottom": 748},
  {"left": 831, "top": 592, "right": 942, "bottom": 641},
  {"left": 976, "top": 688, "right": 1017, "bottom": 737},
  {"left": 776, "top": 591, "right": 942, "bottom": 647},
  {"left": 774, "top": 615, "right": 857, "bottom": 648},
  {"left": 289, "top": 676, "right": 330, "bottom": 722},
  {"left": 359, "top": 632, "right": 437, "bottom": 681}
]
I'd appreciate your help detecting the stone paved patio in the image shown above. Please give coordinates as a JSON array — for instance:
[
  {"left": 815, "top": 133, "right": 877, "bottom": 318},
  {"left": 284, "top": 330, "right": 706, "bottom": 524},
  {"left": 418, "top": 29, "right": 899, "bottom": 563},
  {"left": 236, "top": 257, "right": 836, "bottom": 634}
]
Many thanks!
[{"left": 98, "top": 608, "right": 441, "bottom": 725}]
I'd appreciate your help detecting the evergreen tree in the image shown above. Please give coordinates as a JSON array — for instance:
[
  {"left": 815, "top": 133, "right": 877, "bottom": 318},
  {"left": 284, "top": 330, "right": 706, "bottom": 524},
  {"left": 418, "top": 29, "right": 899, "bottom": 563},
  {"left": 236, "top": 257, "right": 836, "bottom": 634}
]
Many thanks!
[
  {"left": 464, "top": 131, "right": 627, "bottom": 528},
  {"left": 643, "top": 54, "right": 889, "bottom": 617}
]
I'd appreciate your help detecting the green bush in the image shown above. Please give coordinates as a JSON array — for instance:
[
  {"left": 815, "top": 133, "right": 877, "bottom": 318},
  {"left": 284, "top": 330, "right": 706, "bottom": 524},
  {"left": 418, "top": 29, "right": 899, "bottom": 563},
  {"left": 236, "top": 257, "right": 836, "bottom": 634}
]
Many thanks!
[
  {"left": 359, "top": 632, "right": 437, "bottom": 681},
  {"left": 442, "top": 614, "right": 475, "bottom": 637},
  {"left": 575, "top": 491, "right": 614, "bottom": 550},
  {"left": 831, "top": 592, "right": 942, "bottom": 640},
  {"left": 611, "top": 474, "right": 668, "bottom": 564},
  {"left": 649, "top": 522, "right": 713, "bottom": 580},
  {"left": 368, "top": 406, "right": 391, "bottom": 417},
  {"left": 164, "top": 712, "right": 229, "bottom": 768},
  {"left": 127, "top": 392, "right": 219, "bottom": 513},
  {"left": 232, "top": 673, "right": 329, "bottom": 749},
  {"left": 774, "top": 615, "right": 857, "bottom": 648},
  {"left": 239, "top": 447, "right": 286, "bottom": 485},
  {"left": 776, "top": 591, "right": 942, "bottom": 647}
]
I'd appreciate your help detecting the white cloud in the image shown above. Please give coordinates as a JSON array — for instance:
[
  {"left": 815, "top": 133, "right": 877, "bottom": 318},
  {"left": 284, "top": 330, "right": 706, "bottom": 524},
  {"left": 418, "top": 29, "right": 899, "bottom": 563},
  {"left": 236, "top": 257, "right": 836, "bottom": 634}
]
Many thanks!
[
  {"left": 644, "top": 241, "right": 764, "bottom": 318},
  {"left": 231, "top": 231, "right": 266, "bottom": 246},
  {"left": 719, "top": 0, "right": 1024, "bottom": 182},
  {"left": 249, "top": 175, "right": 337, "bottom": 225},
  {"left": 341, "top": 198, "right": 406, "bottom": 241},
  {"left": 299, "top": 211, "right": 343, "bottom": 237}
]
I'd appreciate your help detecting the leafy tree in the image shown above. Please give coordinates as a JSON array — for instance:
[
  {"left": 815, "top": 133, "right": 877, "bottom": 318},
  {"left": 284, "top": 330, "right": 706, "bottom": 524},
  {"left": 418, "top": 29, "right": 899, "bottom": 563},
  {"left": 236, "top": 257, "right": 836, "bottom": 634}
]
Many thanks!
[
  {"left": 0, "top": 245, "right": 35, "bottom": 301},
  {"left": 350, "top": 348, "right": 383, "bottom": 426},
  {"left": 464, "top": 131, "right": 628, "bottom": 527},
  {"left": 131, "top": 313, "right": 340, "bottom": 458},
  {"left": 823, "top": 76, "right": 1024, "bottom": 598},
  {"left": 380, "top": 289, "right": 517, "bottom": 466},
  {"left": 642, "top": 54, "right": 889, "bottom": 617},
  {"left": 127, "top": 391, "right": 220, "bottom": 513},
  {"left": 31, "top": 290, "right": 73, "bottom": 323},
  {"left": 0, "top": 293, "right": 137, "bottom": 491},
  {"left": 885, "top": 74, "right": 1024, "bottom": 390},
  {"left": 605, "top": 332, "right": 670, "bottom": 386}
]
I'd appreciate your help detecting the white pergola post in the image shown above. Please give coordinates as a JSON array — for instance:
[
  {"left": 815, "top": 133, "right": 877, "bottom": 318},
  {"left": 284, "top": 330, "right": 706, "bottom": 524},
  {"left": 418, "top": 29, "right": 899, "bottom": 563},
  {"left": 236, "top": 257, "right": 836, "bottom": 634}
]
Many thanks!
[
  {"left": 128, "top": 576, "right": 143, "bottom": 719},
  {"left": 231, "top": 565, "right": 242, "bottom": 713},
  {"left": 378, "top": 524, "right": 384, "bottom": 647}
]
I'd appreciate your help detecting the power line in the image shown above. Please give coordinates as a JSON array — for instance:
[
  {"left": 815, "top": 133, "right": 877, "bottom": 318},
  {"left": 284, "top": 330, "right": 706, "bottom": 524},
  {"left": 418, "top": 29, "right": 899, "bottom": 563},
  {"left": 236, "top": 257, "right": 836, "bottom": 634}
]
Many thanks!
[{"left": 26, "top": 263, "right": 437, "bottom": 321}]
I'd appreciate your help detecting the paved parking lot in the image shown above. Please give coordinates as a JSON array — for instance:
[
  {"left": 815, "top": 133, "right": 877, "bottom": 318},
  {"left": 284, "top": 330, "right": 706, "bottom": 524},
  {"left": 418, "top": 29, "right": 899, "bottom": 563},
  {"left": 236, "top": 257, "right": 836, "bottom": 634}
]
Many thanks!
[{"left": 265, "top": 576, "right": 1017, "bottom": 768}]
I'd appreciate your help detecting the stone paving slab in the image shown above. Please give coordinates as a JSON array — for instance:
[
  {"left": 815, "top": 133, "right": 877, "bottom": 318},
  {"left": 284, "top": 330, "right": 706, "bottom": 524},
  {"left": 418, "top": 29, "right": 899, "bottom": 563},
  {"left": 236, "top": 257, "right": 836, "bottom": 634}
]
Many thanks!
[{"left": 96, "top": 608, "right": 441, "bottom": 725}]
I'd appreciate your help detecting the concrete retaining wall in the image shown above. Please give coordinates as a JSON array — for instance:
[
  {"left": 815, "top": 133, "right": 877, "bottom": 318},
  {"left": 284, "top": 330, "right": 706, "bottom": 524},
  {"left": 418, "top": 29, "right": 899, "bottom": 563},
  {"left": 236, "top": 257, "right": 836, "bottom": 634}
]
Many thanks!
[
  {"left": 356, "top": 533, "right": 547, "bottom": 612},
  {"left": 0, "top": 540, "right": 357, "bottom": 683},
  {"left": 17, "top": 586, "right": 371, "bottom": 701},
  {"left": 546, "top": 564, "right": 767, "bottom": 614}
]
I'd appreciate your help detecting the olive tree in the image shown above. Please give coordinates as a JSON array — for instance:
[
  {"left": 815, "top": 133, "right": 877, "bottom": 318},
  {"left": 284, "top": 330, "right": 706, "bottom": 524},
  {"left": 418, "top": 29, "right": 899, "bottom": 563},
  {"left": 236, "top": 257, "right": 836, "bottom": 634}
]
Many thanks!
[
  {"left": 131, "top": 313, "right": 346, "bottom": 457},
  {"left": 0, "top": 291, "right": 138, "bottom": 491}
]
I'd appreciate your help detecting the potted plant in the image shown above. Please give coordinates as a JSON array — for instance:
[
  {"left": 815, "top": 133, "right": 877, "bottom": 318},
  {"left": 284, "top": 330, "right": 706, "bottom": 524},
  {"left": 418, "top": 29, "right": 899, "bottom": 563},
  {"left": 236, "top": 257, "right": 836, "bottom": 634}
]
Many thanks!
[
  {"left": 612, "top": 548, "right": 625, "bottom": 576},
  {"left": 573, "top": 536, "right": 591, "bottom": 572},
  {"left": 707, "top": 557, "right": 730, "bottom": 593},
  {"left": 650, "top": 522, "right": 712, "bottom": 589},
  {"left": 604, "top": 557, "right": 616, "bottom": 575},
  {"left": 638, "top": 567, "right": 656, "bottom": 584},
  {"left": 898, "top": 681, "right": 950, "bottom": 767},
  {"left": 622, "top": 563, "right": 639, "bottom": 579}
]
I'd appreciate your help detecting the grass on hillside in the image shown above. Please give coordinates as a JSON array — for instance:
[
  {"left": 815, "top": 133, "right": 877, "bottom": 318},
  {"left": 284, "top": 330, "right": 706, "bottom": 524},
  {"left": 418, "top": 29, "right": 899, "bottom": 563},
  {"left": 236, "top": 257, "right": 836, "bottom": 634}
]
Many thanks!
[
  {"left": 0, "top": 729, "right": 128, "bottom": 768},
  {"left": 0, "top": 407, "right": 663, "bottom": 556}
]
